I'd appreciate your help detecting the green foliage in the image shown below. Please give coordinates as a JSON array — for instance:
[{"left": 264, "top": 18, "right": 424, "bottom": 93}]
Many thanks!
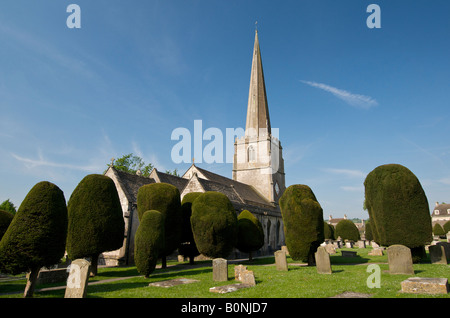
[
  {"left": 66, "top": 174, "right": 125, "bottom": 260},
  {"left": 0, "top": 181, "right": 67, "bottom": 275},
  {"left": 279, "top": 184, "right": 324, "bottom": 264},
  {"left": 110, "top": 153, "right": 153, "bottom": 177},
  {"left": 323, "top": 222, "right": 335, "bottom": 240},
  {"left": 335, "top": 219, "right": 360, "bottom": 241},
  {"left": 136, "top": 183, "right": 182, "bottom": 257},
  {"left": 0, "top": 199, "right": 17, "bottom": 215},
  {"left": 178, "top": 192, "right": 202, "bottom": 261},
  {"left": 433, "top": 223, "right": 445, "bottom": 236},
  {"left": 0, "top": 209, "right": 14, "bottom": 240},
  {"left": 365, "top": 220, "right": 373, "bottom": 241},
  {"left": 236, "top": 210, "right": 264, "bottom": 255},
  {"left": 444, "top": 221, "right": 450, "bottom": 234},
  {"left": 135, "top": 210, "right": 165, "bottom": 277},
  {"left": 191, "top": 191, "right": 238, "bottom": 259},
  {"left": 364, "top": 164, "right": 432, "bottom": 249}
]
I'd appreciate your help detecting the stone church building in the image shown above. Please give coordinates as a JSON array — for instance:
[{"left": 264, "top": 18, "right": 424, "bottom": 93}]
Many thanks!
[{"left": 103, "top": 31, "right": 286, "bottom": 265}]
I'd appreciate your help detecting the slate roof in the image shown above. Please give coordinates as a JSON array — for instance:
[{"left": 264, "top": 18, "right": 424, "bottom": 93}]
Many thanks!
[
  {"left": 111, "top": 168, "right": 155, "bottom": 204},
  {"left": 432, "top": 203, "right": 450, "bottom": 217},
  {"left": 109, "top": 165, "right": 280, "bottom": 216},
  {"left": 151, "top": 169, "right": 188, "bottom": 192}
]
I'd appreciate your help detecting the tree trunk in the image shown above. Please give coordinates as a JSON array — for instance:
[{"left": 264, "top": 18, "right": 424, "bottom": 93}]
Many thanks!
[
  {"left": 90, "top": 254, "right": 99, "bottom": 277},
  {"left": 249, "top": 251, "right": 253, "bottom": 262},
  {"left": 161, "top": 256, "right": 167, "bottom": 269},
  {"left": 24, "top": 267, "right": 40, "bottom": 298}
]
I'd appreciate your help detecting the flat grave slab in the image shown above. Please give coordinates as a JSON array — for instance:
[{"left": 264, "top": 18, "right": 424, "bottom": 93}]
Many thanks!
[
  {"left": 209, "top": 283, "right": 252, "bottom": 294},
  {"left": 148, "top": 278, "right": 199, "bottom": 288},
  {"left": 400, "top": 277, "right": 449, "bottom": 295}
]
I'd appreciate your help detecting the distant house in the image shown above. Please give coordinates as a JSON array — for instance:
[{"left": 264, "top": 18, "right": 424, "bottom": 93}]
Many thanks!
[
  {"left": 327, "top": 214, "right": 365, "bottom": 233},
  {"left": 431, "top": 202, "right": 450, "bottom": 228}
]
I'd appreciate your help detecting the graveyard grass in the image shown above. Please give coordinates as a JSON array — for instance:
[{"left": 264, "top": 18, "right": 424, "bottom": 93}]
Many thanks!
[{"left": 0, "top": 247, "right": 449, "bottom": 298}]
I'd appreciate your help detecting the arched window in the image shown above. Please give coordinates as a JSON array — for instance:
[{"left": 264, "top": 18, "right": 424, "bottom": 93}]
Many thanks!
[{"left": 248, "top": 145, "right": 256, "bottom": 162}]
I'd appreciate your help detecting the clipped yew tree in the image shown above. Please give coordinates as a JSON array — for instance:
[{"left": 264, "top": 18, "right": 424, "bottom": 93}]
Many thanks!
[
  {"left": 433, "top": 223, "right": 445, "bottom": 236},
  {"left": 365, "top": 220, "right": 374, "bottom": 241},
  {"left": 191, "top": 191, "right": 238, "bottom": 259},
  {"left": 364, "top": 164, "right": 432, "bottom": 259},
  {"left": 236, "top": 210, "right": 264, "bottom": 261},
  {"left": 178, "top": 192, "right": 202, "bottom": 264},
  {"left": 335, "top": 219, "right": 360, "bottom": 242},
  {"left": 444, "top": 221, "right": 450, "bottom": 234},
  {"left": 137, "top": 182, "right": 182, "bottom": 268},
  {"left": 135, "top": 210, "right": 165, "bottom": 278},
  {"left": 324, "top": 222, "right": 335, "bottom": 240},
  {"left": 279, "top": 184, "right": 324, "bottom": 265},
  {"left": 0, "top": 209, "right": 14, "bottom": 240},
  {"left": 66, "top": 174, "right": 124, "bottom": 276},
  {"left": 0, "top": 181, "right": 67, "bottom": 298}
]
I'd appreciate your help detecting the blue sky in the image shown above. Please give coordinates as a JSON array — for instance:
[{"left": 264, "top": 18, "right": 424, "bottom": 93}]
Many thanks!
[{"left": 1, "top": 1, "right": 449, "bottom": 219}]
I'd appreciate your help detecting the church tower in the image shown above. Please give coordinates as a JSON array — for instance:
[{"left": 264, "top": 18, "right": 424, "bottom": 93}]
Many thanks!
[{"left": 233, "top": 30, "right": 286, "bottom": 203}]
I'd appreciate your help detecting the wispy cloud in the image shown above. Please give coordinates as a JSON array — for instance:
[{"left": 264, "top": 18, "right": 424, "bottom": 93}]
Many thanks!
[
  {"left": 324, "top": 168, "right": 366, "bottom": 178},
  {"left": 340, "top": 185, "right": 364, "bottom": 192},
  {"left": 11, "top": 153, "right": 101, "bottom": 173},
  {"left": 301, "top": 80, "right": 378, "bottom": 109}
]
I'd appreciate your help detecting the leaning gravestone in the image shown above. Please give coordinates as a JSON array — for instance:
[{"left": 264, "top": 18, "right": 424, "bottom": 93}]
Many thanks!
[
  {"left": 274, "top": 250, "right": 288, "bottom": 271},
  {"left": 315, "top": 246, "right": 332, "bottom": 274},
  {"left": 436, "top": 242, "right": 450, "bottom": 262},
  {"left": 64, "top": 259, "right": 90, "bottom": 298},
  {"left": 387, "top": 245, "right": 414, "bottom": 275},
  {"left": 213, "top": 258, "right": 228, "bottom": 282},
  {"left": 429, "top": 245, "right": 448, "bottom": 265},
  {"left": 234, "top": 265, "right": 247, "bottom": 281}
]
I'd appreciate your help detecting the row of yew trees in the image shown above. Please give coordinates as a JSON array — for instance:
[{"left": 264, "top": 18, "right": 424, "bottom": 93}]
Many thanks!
[
  {"left": 0, "top": 163, "right": 434, "bottom": 297},
  {"left": 0, "top": 174, "right": 266, "bottom": 297}
]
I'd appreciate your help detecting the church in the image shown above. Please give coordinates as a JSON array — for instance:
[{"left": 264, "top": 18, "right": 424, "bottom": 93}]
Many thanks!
[{"left": 103, "top": 31, "right": 287, "bottom": 265}]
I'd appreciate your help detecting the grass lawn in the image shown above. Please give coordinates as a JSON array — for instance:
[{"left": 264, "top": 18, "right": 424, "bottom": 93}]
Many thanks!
[{"left": 0, "top": 247, "right": 448, "bottom": 299}]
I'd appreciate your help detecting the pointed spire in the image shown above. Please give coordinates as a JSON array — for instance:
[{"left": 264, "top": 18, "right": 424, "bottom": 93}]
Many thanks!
[{"left": 245, "top": 30, "right": 271, "bottom": 137}]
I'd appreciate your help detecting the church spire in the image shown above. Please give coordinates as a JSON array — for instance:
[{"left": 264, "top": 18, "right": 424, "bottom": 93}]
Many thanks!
[{"left": 245, "top": 30, "right": 271, "bottom": 137}]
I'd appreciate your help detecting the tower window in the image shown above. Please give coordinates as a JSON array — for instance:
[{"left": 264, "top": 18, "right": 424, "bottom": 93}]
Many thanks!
[{"left": 248, "top": 146, "right": 256, "bottom": 162}]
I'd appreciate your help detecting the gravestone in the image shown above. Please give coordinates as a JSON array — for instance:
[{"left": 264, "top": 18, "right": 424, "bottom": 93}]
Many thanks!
[
  {"left": 436, "top": 242, "right": 450, "bottom": 262},
  {"left": 371, "top": 241, "right": 380, "bottom": 248},
  {"left": 234, "top": 265, "right": 247, "bottom": 281},
  {"left": 240, "top": 270, "right": 256, "bottom": 286},
  {"left": 401, "top": 277, "right": 449, "bottom": 294},
  {"left": 281, "top": 245, "right": 289, "bottom": 256},
  {"left": 368, "top": 247, "right": 384, "bottom": 256},
  {"left": 345, "top": 241, "right": 354, "bottom": 248},
  {"left": 429, "top": 245, "right": 448, "bottom": 265},
  {"left": 64, "top": 259, "right": 90, "bottom": 298},
  {"left": 357, "top": 240, "right": 366, "bottom": 248},
  {"left": 387, "top": 245, "right": 414, "bottom": 275},
  {"left": 274, "top": 250, "right": 288, "bottom": 271},
  {"left": 213, "top": 258, "right": 228, "bottom": 282},
  {"left": 341, "top": 250, "right": 357, "bottom": 257},
  {"left": 315, "top": 246, "right": 332, "bottom": 274},
  {"left": 325, "top": 244, "right": 336, "bottom": 254}
]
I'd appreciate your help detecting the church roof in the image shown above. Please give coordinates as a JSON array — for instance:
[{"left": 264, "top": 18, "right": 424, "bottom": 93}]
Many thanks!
[
  {"left": 184, "top": 164, "right": 279, "bottom": 215},
  {"left": 109, "top": 167, "right": 155, "bottom": 204},
  {"left": 245, "top": 30, "right": 271, "bottom": 137},
  {"left": 150, "top": 168, "right": 188, "bottom": 192},
  {"left": 107, "top": 164, "right": 280, "bottom": 216}
]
